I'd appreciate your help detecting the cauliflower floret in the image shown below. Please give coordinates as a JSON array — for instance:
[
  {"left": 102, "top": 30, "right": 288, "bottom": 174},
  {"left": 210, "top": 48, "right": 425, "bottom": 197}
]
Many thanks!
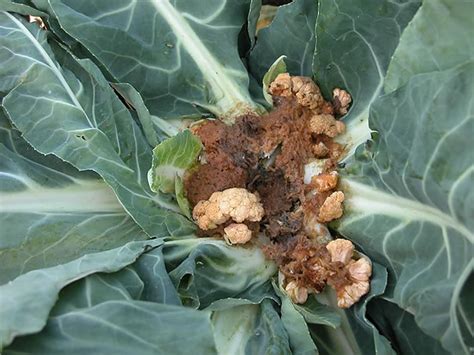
[
  {"left": 215, "top": 188, "right": 264, "bottom": 223},
  {"left": 285, "top": 281, "right": 309, "bottom": 304},
  {"left": 192, "top": 188, "right": 264, "bottom": 230},
  {"left": 311, "top": 171, "right": 339, "bottom": 192},
  {"left": 269, "top": 74, "right": 324, "bottom": 110},
  {"left": 268, "top": 73, "right": 293, "bottom": 97},
  {"left": 193, "top": 200, "right": 227, "bottom": 230},
  {"left": 309, "top": 114, "right": 345, "bottom": 138},
  {"left": 324, "top": 239, "right": 372, "bottom": 308},
  {"left": 336, "top": 258, "right": 372, "bottom": 308},
  {"left": 223, "top": 223, "right": 253, "bottom": 245},
  {"left": 291, "top": 76, "right": 324, "bottom": 110},
  {"left": 318, "top": 191, "right": 344, "bottom": 223},
  {"left": 333, "top": 88, "right": 352, "bottom": 116},
  {"left": 347, "top": 258, "right": 372, "bottom": 282},
  {"left": 337, "top": 279, "right": 370, "bottom": 308},
  {"left": 326, "top": 238, "right": 354, "bottom": 264}
]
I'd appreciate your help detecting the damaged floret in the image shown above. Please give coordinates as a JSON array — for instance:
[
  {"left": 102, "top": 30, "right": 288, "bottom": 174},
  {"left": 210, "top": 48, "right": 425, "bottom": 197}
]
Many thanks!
[
  {"left": 268, "top": 72, "right": 293, "bottom": 97},
  {"left": 269, "top": 73, "right": 324, "bottom": 110},
  {"left": 275, "top": 237, "right": 372, "bottom": 308},
  {"left": 223, "top": 223, "right": 253, "bottom": 245},
  {"left": 336, "top": 258, "right": 372, "bottom": 308},
  {"left": 285, "top": 280, "right": 309, "bottom": 304},
  {"left": 311, "top": 171, "right": 339, "bottom": 192},
  {"left": 186, "top": 72, "right": 361, "bottom": 309},
  {"left": 332, "top": 88, "right": 352, "bottom": 116},
  {"left": 291, "top": 76, "right": 325, "bottom": 110},
  {"left": 309, "top": 114, "right": 345, "bottom": 138},
  {"left": 326, "top": 239, "right": 372, "bottom": 308},
  {"left": 192, "top": 188, "right": 264, "bottom": 230},
  {"left": 326, "top": 238, "right": 354, "bottom": 264},
  {"left": 318, "top": 191, "right": 345, "bottom": 223}
]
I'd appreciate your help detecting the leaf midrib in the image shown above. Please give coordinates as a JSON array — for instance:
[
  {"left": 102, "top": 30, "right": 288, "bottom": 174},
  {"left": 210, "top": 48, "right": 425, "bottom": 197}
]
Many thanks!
[
  {"left": 0, "top": 180, "right": 124, "bottom": 213},
  {"left": 150, "top": 0, "right": 257, "bottom": 118},
  {"left": 343, "top": 179, "right": 473, "bottom": 242}
]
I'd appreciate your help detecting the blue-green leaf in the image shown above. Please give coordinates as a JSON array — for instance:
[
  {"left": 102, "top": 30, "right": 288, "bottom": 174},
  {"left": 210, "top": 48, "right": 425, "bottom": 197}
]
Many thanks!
[
  {"left": 164, "top": 237, "right": 277, "bottom": 309},
  {"left": 339, "top": 63, "right": 474, "bottom": 353},
  {"left": 0, "top": 13, "right": 193, "bottom": 236},
  {"left": 43, "top": 0, "right": 261, "bottom": 120},
  {"left": 0, "top": 239, "right": 162, "bottom": 347},
  {"left": 313, "top": 0, "right": 420, "bottom": 157},
  {"left": 0, "top": 112, "right": 147, "bottom": 284},
  {"left": 248, "top": 0, "right": 317, "bottom": 83},
  {"left": 385, "top": 0, "right": 474, "bottom": 92}
]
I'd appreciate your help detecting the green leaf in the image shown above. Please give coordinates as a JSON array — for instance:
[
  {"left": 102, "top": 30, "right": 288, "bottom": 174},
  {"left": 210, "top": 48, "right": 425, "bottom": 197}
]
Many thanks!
[
  {"left": 0, "top": 239, "right": 162, "bottom": 347},
  {"left": 164, "top": 238, "right": 277, "bottom": 309},
  {"left": 248, "top": 0, "right": 317, "bottom": 83},
  {"left": 5, "top": 301, "right": 217, "bottom": 355},
  {"left": 0, "top": 112, "right": 148, "bottom": 284},
  {"left": 339, "top": 63, "right": 474, "bottom": 353},
  {"left": 175, "top": 177, "right": 192, "bottom": 218},
  {"left": 43, "top": 0, "right": 261, "bottom": 120},
  {"left": 262, "top": 55, "right": 287, "bottom": 105},
  {"left": 4, "top": 244, "right": 217, "bottom": 354},
  {"left": 385, "top": 0, "right": 474, "bottom": 92},
  {"left": 293, "top": 297, "right": 341, "bottom": 329},
  {"left": 0, "top": 0, "right": 45, "bottom": 16},
  {"left": 368, "top": 299, "right": 450, "bottom": 355},
  {"left": 148, "top": 130, "right": 202, "bottom": 194},
  {"left": 0, "top": 13, "right": 193, "bottom": 236},
  {"left": 313, "top": 0, "right": 420, "bottom": 157},
  {"left": 211, "top": 301, "right": 292, "bottom": 355},
  {"left": 273, "top": 283, "right": 318, "bottom": 355},
  {"left": 111, "top": 82, "right": 159, "bottom": 147},
  {"left": 129, "top": 246, "right": 182, "bottom": 305},
  {"left": 247, "top": 0, "right": 262, "bottom": 48}
]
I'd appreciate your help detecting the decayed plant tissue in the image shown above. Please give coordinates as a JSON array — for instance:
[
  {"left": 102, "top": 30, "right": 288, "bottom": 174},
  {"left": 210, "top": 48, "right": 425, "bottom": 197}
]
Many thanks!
[{"left": 184, "top": 73, "right": 371, "bottom": 308}]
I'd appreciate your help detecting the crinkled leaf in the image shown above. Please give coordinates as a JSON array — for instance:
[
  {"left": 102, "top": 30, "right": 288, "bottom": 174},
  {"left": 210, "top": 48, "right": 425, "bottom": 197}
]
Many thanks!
[
  {"left": 5, "top": 245, "right": 215, "bottom": 354},
  {"left": 129, "top": 246, "right": 182, "bottom": 305},
  {"left": 164, "top": 238, "right": 277, "bottom": 309},
  {"left": 339, "top": 63, "right": 474, "bottom": 353},
  {"left": 248, "top": 0, "right": 317, "bottom": 83},
  {"left": 0, "top": 13, "right": 193, "bottom": 236},
  {"left": 0, "top": 113, "right": 147, "bottom": 284},
  {"left": 43, "top": 0, "right": 261, "bottom": 120},
  {"left": 0, "top": 239, "right": 162, "bottom": 347},
  {"left": 148, "top": 130, "right": 202, "bottom": 194},
  {"left": 313, "top": 0, "right": 420, "bottom": 157}
]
